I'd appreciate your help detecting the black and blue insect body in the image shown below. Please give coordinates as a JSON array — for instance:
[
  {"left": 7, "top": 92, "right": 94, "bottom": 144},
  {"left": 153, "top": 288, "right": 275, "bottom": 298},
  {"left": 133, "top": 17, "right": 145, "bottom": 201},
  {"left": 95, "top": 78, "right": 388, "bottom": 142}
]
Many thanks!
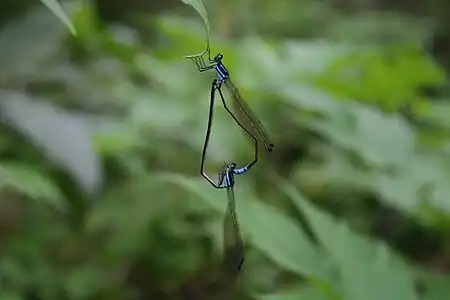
[
  {"left": 185, "top": 46, "right": 274, "bottom": 277},
  {"left": 186, "top": 49, "right": 274, "bottom": 183},
  {"left": 216, "top": 162, "right": 250, "bottom": 273}
]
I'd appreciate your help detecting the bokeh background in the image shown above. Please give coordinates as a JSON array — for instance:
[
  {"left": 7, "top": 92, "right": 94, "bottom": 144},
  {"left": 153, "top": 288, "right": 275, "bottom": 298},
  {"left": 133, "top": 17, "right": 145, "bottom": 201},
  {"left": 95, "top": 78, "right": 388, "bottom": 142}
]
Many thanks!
[{"left": 1, "top": 0, "right": 450, "bottom": 299}]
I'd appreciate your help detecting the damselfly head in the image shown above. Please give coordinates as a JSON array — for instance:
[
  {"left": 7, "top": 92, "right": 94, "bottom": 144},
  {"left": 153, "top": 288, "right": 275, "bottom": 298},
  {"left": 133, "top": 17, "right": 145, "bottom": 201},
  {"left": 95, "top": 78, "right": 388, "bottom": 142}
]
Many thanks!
[
  {"left": 228, "top": 162, "right": 237, "bottom": 170},
  {"left": 220, "top": 161, "right": 236, "bottom": 173},
  {"left": 214, "top": 53, "right": 224, "bottom": 62}
]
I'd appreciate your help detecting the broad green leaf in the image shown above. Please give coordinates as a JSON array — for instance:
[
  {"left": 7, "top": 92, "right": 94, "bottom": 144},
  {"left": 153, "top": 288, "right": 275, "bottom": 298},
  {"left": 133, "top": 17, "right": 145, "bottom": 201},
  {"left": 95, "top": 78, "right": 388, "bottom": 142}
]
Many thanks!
[
  {"left": 179, "top": 0, "right": 209, "bottom": 35},
  {"left": 284, "top": 83, "right": 416, "bottom": 168},
  {"left": 257, "top": 285, "right": 332, "bottom": 300},
  {"left": 420, "top": 271, "right": 450, "bottom": 300},
  {"left": 0, "top": 162, "right": 65, "bottom": 209},
  {"left": 0, "top": 292, "right": 23, "bottom": 300},
  {"left": 64, "top": 266, "right": 107, "bottom": 300},
  {"left": 158, "top": 174, "right": 337, "bottom": 284},
  {"left": 369, "top": 153, "right": 450, "bottom": 217},
  {"left": 281, "top": 181, "right": 420, "bottom": 300},
  {"left": 86, "top": 180, "right": 162, "bottom": 258},
  {"left": 284, "top": 41, "right": 352, "bottom": 75},
  {"left": 306, "top": 100, "right": 415, "bottom": 167},
  {"left": 282, "top": 84, "right": 341, "bottom": 114},
  {"left": 0, "top": 6, "right": 68, "bottom": 77},
  {"left": 40, "top": 0, "right": 76, "bottom": 35},
  {"left": 293, "top": 134, "right": 450, "bottom": 220},
  {"left": 328, "top": 12, "right": 432, "bottom": 44},
  {"left": 0, "top": 91, "right": 102, "bottom": 196},
  {"left": 179, "top": 0, "right": 210, "bottom": 54},
  {"left": 422, "top": 101, "right": 450, "bottom": 130},
  {"left": 313, "top": 45, "right": 445, "bottom": 112}
]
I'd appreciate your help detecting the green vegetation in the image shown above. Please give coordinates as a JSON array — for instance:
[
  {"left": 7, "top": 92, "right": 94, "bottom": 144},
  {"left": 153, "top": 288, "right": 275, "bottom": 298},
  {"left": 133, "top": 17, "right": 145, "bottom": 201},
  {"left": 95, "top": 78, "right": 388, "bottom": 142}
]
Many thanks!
[{"left": 0, "top": 0, "right": 449, "bottom": 299}]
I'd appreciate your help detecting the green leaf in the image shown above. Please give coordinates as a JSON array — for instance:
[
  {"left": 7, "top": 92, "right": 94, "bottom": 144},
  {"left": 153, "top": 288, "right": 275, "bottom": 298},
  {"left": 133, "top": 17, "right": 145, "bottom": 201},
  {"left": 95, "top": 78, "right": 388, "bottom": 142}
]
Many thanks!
[
  {"left": 0, "top": 91, "right": 102, "bottom": 196},
  {"left": 0, "top": 6, "right": 68, "bottom": 77},
  {"left": 421, "top": 272, "right": 450, "bottom": 300},
  {"left": 179, "top": 0, "right": 209, "bottom": 34},
  {"left": 327, "top": 13, "right": 433, "bottom": 44},
  {"left": 40, "top": 0, "right": 76, "bottom": 35},
  {"left": 370, "top": 154, "right": 450, "bottom": 217},
  {"left": 158, "top": 174, "right": 337, "bottom": 284},
  {"left": 64, "top": 266, "right": 107, "bottom": 300},
  {"left": 313, "top": 45, "right": 445, "bottom": 112},
  {"left": 0, "top": 292, "right": 23, "bottom": 300},
  {"left": 256, "top": 285, "right": 332, "bottom": 300},
  {"left": 179, "top": 0, "right": 210, "bottom": 54},
  {"left": 0, "top": 163, "right": 65, "bottom": 210},
  {"left": 280, "top": 181, "right": 420, "bottom": 300},
  {"left": 86, "top": 180, "right": 161, "bottom": 258},
  {"left": 307, "top": 100, "right": 415, "bottom": 167},
  {"left": 422, "top": 101, "right": 450, "bottom": 130},
  {"left": 284, "top": 82, "right": 416, "bottom": 168}
]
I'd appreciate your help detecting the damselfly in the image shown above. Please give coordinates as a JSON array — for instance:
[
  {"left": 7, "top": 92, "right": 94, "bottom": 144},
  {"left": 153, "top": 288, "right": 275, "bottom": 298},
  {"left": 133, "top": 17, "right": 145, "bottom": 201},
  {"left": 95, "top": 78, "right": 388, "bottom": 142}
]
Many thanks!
[
  {"left": 199, "top": 77, "right": 260, "bottom": 188},
  {"left": 216, "top": 162, "right": 251, "bottom": 273},
  {"left": 186, "top": 48, "right": 275, "bottom": 153}
]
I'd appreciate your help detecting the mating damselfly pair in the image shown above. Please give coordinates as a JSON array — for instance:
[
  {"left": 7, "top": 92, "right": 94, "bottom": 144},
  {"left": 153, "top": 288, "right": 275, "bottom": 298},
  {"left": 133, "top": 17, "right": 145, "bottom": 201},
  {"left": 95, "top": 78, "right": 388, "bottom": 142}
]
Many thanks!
[{"left": 185, "top": 45, "right": 275, "bottom": 275}]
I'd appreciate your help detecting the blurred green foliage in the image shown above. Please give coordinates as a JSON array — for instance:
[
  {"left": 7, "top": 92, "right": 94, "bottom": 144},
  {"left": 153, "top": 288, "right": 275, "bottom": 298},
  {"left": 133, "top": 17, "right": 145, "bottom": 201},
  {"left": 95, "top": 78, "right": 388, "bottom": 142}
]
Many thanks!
[{"left": 1, "top": 0, "right": 450, "bottom": 299}]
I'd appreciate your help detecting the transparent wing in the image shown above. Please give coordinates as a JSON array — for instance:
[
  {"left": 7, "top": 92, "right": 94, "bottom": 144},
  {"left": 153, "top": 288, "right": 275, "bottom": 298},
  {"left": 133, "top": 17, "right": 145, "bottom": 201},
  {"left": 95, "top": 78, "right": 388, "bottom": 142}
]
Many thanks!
[
  {"left": 221, "top": 185, "right": 244, "bottom": 275},
  {"left": 217, "top": 162, "right": 228, "bottom": 187},
  {"left": 224, "top": 79, "right": 274, "bottom": 152}
]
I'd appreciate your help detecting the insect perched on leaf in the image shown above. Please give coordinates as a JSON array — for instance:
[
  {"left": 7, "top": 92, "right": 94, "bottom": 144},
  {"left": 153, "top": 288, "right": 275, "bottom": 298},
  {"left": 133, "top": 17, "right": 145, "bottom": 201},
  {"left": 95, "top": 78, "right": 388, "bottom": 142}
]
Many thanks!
[{"left": 186, "top": 46, "right": 275, "bottom": 160}]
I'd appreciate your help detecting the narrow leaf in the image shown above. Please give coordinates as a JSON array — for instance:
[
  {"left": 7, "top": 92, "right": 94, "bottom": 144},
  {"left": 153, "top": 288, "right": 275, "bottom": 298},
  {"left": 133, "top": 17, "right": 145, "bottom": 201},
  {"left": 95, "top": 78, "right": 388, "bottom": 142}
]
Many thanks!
[
  {"left": 0, "top": 162, "right": 65, "bottom": 210},
  {"left": 179, "top": 0, "right": 210, "bottom": 54},
  {"left": 40, "top": 0, "right": 77, "bottom": 35}
]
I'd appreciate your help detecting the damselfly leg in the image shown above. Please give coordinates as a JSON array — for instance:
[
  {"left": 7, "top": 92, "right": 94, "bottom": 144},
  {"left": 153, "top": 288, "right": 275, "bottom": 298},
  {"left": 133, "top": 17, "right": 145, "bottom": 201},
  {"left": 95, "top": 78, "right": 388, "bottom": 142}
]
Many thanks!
[
  {"left": 200, "top": 79, "right": 259, "bottom": 188},
  {"left": 188, "top": 50, "right": 275, "bottom": 154},
  {"left": 185, "top": 46, "right": 216, "bottom": 72},
  {"left": 216, "top": 85, "right": 258, "bottom": 168},
  {"left": 200, "top": 79, "right": 221, "bottom": 188}
]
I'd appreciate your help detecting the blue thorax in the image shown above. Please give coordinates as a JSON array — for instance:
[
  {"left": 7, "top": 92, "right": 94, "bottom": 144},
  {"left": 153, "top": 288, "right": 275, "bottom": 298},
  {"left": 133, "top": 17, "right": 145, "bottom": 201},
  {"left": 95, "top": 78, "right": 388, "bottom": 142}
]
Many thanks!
[
  {"left": 213, "top": 53, "right": 229, "bottom": 85},
  {"left": 215, "top": 62, "right": 229, "bottom": 84},
  {"left": 219, "top": 166, "right": 249, "bottom": 188}
]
